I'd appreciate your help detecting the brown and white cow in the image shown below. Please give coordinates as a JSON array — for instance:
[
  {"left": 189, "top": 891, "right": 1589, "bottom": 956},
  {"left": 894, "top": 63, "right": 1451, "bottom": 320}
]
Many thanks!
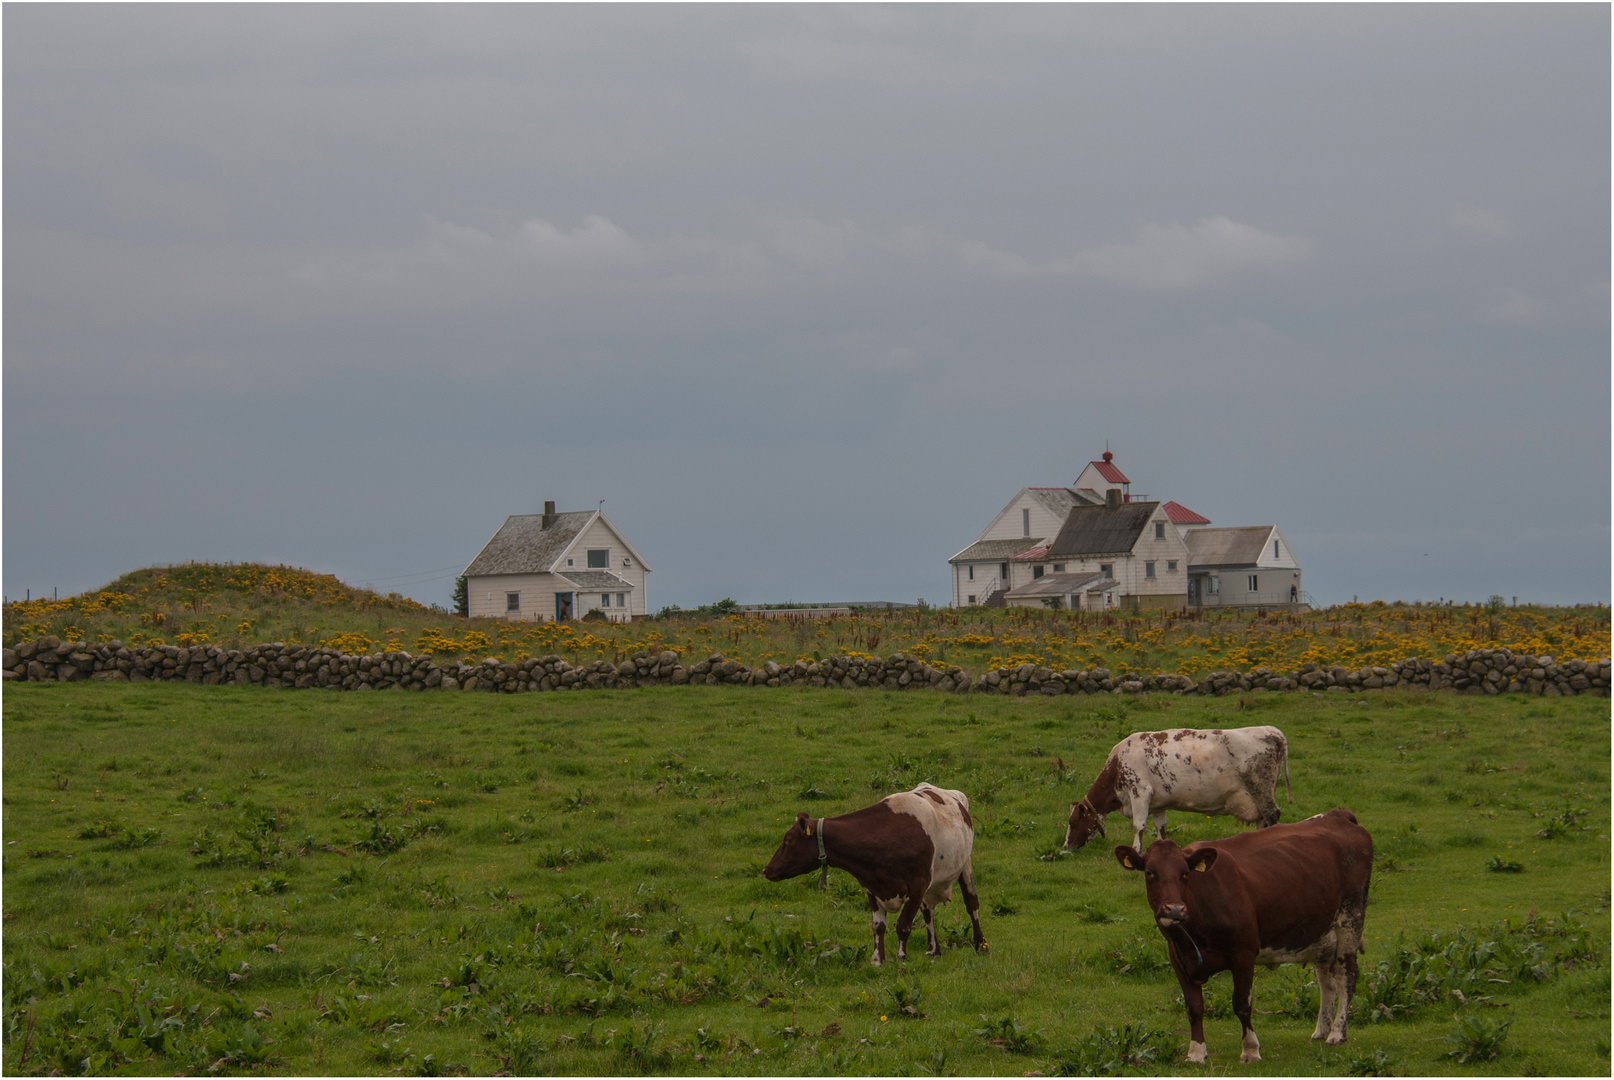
[
  {"left": 1065, "top": 726, "right": 1291, "bottom": 852},
  {"left": 762, "top": 782, "right": 988, "bottom": 965},
  {"left": 1115, "top": 808, "right": 1373, "bottom": 1063}
]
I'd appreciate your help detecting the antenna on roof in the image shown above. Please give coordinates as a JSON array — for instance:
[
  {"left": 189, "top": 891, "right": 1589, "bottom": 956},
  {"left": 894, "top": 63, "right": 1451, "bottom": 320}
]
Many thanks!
[{"left": 598, "top": 499, "right": 605, "bottom": 513}]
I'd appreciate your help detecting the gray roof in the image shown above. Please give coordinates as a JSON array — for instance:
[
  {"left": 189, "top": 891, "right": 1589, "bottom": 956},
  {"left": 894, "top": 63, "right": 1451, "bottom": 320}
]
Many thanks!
[
  {"left": 1185, "top": 526, "right": 1275, "bottom": 568},
  {"left": 1004, "top": 571, "right": 1113, "bottom": 599},
  {"left": 950, "top": 537, "right": 1044, "bottom": 563},
  {"left": 558, "top": 570, "right": 633, "bottom": 591},
  {"left": 463, "top": 511, "right": 594, "bottom": 576},
  {"left": 1047, "top": 501, "right": 1159, "bottom": 558},
  {"left": 1026, "top": 487, "right": 1101, "bottom": 515}
]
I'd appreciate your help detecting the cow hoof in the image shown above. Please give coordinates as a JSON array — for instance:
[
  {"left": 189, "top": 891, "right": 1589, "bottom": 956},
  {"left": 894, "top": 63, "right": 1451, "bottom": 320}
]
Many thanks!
[
  {"left": 870, "top": 956, "right": 883, "bottom": 967},
  {"left": 1325, "top": 1035, "right": 1345, "bottom": 1047},
  {"left": 1240, "top": 1050, "right": 1262, "bottom": 1063},
  {"left": 1187, "top": 1041, "right": 1207, "bottom": 1064}
]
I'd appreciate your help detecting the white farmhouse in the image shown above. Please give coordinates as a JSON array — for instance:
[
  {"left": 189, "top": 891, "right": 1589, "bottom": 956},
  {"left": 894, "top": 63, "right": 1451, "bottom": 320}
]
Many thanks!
[
  {"left": 462, "top": 501, "right": 652, "bottom": 623},
  {"left": 1184, "top": 526, "right": 1303, "bottom": 609}
]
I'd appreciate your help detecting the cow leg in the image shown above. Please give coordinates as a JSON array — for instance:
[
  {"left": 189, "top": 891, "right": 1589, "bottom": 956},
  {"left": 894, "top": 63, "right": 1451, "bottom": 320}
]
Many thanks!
[
  {"left": 922, "top": 904, "right": 940, "bottom": 957},
  {"left": 1310, "top": 961, "right": 1337, "bottom": 1041},
  {"left": 868, "top": 892, "right": 887, "bottom": 966},
  {"left": 959, "top": 861, "right": 989, "bottom": 954},
  {"left": 1334, "top": 952, "right": 1359, "bottom": 1045},
  {"left": 1176, "top": 971, "right": 1208, "bottom": 1063},
  {"left": 893, "top": 894, "right": 924, "bottom": 962},
  {"left": 1256, "top": 793, "right": 1281, "bottom": 828},
  {"left": 1232, "top": 962, "right": 1260, "bottom": 1063},
  {"left": 1130, "top": 796, "right": 1154, "bottom": 850},
  {"left": 1152, "top": 811, "right": 1168, "bottom": 840}
]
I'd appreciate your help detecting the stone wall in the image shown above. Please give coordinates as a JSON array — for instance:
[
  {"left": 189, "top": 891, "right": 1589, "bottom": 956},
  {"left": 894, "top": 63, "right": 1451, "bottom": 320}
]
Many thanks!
[{"left": 2, "top": 635, "right": 1607, "bottom": 699}]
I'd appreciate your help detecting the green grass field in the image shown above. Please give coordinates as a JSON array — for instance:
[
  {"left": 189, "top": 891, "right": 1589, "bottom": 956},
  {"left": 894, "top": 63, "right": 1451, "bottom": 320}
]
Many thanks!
[{"left": 3, "top": 684, "right": 1608, "bottom": 1076}]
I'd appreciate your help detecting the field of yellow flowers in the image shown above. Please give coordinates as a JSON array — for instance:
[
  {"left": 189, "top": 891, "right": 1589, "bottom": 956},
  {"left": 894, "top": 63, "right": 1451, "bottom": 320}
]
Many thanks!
[{"left": 4, "top": 563, "right": 1608, "bottom": 676}]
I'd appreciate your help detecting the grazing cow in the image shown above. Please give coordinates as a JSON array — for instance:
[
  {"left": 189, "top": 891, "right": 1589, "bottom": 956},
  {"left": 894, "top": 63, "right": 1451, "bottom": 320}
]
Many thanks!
[
  {"left": 1065, "top": 726, "right": 1291, "bottom": 852},
  {"left": 1115, "top": 808, "right": 1373, "bottom": 1063},
  {"left": 762, "top": 782, "right": 989, "bottom": 965}
]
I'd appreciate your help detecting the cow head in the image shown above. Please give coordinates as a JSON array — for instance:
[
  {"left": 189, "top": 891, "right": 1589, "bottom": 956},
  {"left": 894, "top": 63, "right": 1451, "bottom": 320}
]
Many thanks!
[
  {"left": 1115, "top": 840, "right": 1217, "bottom": 927},
  {"left": 762, "top": 812, "right": 820, "bottom": 881},
  {"left": 1064, "top": 799, "right": 1107, "bottom": 849}
]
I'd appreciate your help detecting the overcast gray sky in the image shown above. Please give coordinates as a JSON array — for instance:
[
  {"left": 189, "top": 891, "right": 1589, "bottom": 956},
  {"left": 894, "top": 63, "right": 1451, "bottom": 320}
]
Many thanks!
[{"left": 5, "top": 5, "right": 1608, "bottom": 610}]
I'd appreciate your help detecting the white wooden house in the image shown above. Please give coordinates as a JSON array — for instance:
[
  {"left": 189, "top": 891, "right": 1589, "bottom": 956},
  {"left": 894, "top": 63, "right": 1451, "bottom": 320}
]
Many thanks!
[
  {"left": 462, "top": 501, "right": 652, "bottom": 623},
  {"left": 948, "top": 452, "right": 1212, "bottom": 610},
  {"left": 1184, "top": 526, "right": 1303, "bottom": 610}
]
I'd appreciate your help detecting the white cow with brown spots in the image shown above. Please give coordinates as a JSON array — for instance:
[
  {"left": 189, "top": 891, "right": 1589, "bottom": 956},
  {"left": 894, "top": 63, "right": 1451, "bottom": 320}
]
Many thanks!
[{"left": 1064, "top": 726, "right": 1291, "bottom": 852}]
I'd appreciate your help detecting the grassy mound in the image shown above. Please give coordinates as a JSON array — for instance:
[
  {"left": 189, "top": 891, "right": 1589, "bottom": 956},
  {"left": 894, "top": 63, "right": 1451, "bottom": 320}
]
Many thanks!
[{"left": 4, "top": 563, "right": 1608, "bottom": 678}]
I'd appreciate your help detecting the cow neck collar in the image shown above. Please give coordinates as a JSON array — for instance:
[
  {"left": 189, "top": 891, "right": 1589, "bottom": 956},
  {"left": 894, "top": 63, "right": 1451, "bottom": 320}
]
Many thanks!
[{"left": 814, "top": 818, "right": 828, "bottom": 890}]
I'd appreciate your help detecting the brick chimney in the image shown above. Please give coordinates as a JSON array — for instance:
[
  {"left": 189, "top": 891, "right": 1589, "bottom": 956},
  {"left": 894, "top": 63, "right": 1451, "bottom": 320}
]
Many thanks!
[
  {"left": 542, "top": 500, "right": 557, "bottom": 528},
  {"left": 1105, "top": 488, "right": 1122, "bottom": 511}
]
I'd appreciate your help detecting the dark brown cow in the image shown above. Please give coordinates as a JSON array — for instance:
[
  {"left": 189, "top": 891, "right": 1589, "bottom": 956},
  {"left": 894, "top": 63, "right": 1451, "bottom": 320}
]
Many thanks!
[
  {"left": 763, "top": 782, "right": 988, "bottom": 965},
  {"left": 1114, "top": 808, "right": 1372, "bottom": 1064}
]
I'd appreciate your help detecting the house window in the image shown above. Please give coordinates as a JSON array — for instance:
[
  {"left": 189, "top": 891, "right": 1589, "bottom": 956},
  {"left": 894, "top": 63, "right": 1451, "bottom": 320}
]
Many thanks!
[
  {"left": 1000, "top": 562, "right": 1008, "bottom": 580},
  {"left": 616, "top": 593, "right": 625, "bottom": 607},
  {"left": 1100, "top": 563, "right": 1113, "bottom": 579},
  {"left": 601, "top": 593, "right": 611, "bottom": 608},
  {"left": 1210, "top": 576, "right": 1220, "bottom": 594},
  {"left": 1033, "top": 566, "right": 1045, "bottom": 579},
  {"left": 1053, "top": 564, "right": 1064, "bottom": 572},
  {"left": 623, "top": 557, "right": 632, "bottom": 566},
  {"left": 967, "top": 594, "right": 977, "bottom": 605},
  {"left": 1155, "top": 522, "right": 1165, "bottom": 540},
  {"left": 968, "top": 565, "right": 974, "bottom": 581},
  {"left": 1167, "top": 560, "right": 1178, "bottom": 572},
  {"left": 1145, "top": 561, "right": 1156, "bottom": 579},
  {"left": 506, "top": 592, "right": 520, "bottom": 612},
  {"left": 587, "top": 549, "right": 608, "bottom": 569},
  {"left": 566, "top": 558, "right": 573, "bottom": 566},
  {"left": 1248, "top": 574, "right": 1259, "bottom": 592},
  {"left": 1022, "top": 509, "right": 1030, "bottom": 537},
  {"left": 1274, "top": 540, "right": 1280, "bottom": 558}
]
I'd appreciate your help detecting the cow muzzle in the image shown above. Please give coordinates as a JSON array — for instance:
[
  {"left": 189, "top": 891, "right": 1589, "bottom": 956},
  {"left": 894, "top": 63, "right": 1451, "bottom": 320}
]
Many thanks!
[{"left": 1156, "top": 903, "right": 1188, "bottom": 927}]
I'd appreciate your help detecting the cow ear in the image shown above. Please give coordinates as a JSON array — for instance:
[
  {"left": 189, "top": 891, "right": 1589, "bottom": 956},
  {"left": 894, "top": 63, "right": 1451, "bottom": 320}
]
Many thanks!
[
  {"left": 1188, "top": 848, "right": 1218, "bottom": 873},
  {"left": 1114, "top": 846, "right": 1144, "bottom": 871},
  {"left": 795, "top": 811, "right": 811, "bottom": 833}
]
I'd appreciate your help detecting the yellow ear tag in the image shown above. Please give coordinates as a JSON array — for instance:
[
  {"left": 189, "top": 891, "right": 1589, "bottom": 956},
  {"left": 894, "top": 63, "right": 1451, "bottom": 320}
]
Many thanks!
[
  {"left": 805, "top": 825, "right": 812, "bottom": 837},
  {"left": 1193, "top": 861, "right": 1210, "bottom": 872}
]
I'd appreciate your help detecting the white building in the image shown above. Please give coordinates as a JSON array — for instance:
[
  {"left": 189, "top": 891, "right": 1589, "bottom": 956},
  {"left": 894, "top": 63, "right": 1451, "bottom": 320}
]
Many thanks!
[
  {"left": 948, "top": 452, "right": 1212, "bottom": 610},
  {"left": 462, "top": 501, "right": 652, "bottom": 622},
  {"left": 1185, "top": 526, "right": 1303, "bottom": 610}
]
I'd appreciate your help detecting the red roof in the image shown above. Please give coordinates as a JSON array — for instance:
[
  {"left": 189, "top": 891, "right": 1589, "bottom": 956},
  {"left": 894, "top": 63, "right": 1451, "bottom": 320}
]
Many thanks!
[
  {"left": 1162, "top": 500, "right": 1210, "bottom": 525},
  {"left": 1089, "top": 459, "right": 1129, "bottom": 484},
  {"left": 1010, "top": 544, "right": 1051, "bottom": 561}
]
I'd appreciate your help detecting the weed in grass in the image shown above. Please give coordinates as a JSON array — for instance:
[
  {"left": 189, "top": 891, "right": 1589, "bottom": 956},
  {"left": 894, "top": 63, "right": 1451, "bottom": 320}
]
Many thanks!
[
  {"left": 1050, "top": 1020, "right": 1174, "bottom": 1075},
  {"left": 974, "top": 1015, "right": 1044, "bottom": 1054},
  {"left": 1446, "top": 1013, "right": 1510, "bottom": 1063},
  {"left": 1102, "top": 935, "right": 1169, "bottom": 975},
  {"left": 1487, "top": 854, "right": 1524, "bottom": 873},
  {"left": 1345, "top": 1046, "right": 1399, "bottom": 1075}
]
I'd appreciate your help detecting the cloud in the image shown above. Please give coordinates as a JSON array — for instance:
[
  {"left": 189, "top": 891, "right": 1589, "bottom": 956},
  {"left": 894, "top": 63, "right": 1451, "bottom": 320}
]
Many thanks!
[
  {"left": 961, "top": 216, "right": 1310, "bottom": 291},
  {"left": 1482, "top": 286, "right": 1541, "bottom": 326},
  {"left": 766, "top": 217, "right": 853, "bottom": 273},
  {"left": 1448, "top": 203, "right": 1515, "bottom": 241}
]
